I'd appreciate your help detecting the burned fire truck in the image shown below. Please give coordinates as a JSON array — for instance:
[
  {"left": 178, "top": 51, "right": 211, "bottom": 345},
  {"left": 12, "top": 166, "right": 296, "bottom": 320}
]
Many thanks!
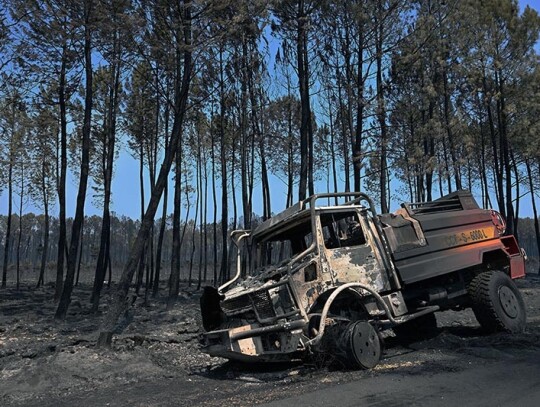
[{"left": 199, "top": 191, "right": 526, "bottom": 369}]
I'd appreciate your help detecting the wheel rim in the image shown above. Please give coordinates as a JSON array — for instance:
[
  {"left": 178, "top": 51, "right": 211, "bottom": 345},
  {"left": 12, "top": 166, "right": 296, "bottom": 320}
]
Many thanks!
[
  {"left": 350, "top": 321, "right": 381, "bottom": 369},
  {"left": 498, "top": 285, "right": 519, "bottom": 319}
]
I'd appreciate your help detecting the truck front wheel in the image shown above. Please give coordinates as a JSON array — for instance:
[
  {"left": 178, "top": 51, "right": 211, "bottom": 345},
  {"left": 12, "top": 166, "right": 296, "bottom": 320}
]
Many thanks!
[
  {"left": 469, "top": 271, "right": 526, "bottom": 333},
  {"left": 336, "top": 321, "right": 381, "bottom": 369},
  {"left": 320, "top": 320, "right": 382, "bottom": 369}
]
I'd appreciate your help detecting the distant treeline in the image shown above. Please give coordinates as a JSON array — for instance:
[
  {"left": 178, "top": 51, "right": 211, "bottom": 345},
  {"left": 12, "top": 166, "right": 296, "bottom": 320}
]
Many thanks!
[
  {"left": 0, "top": 213, "right": 538, "bottom": 286},
  {"left": 0, "top": 212, "right": 263, "bottom": 288}
]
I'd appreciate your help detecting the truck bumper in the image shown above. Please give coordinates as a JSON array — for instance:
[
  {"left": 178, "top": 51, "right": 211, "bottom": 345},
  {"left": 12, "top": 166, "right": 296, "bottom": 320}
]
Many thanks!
[{"left": 201, "top": 319, "right": 307, "bottom": 362}]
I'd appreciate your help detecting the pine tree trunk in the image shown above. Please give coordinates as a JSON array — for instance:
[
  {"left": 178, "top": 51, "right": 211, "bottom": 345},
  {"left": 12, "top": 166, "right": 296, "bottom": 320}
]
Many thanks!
[
  {"left": 153, "top": 83, "right": 169, "bottom": 297},
  {"left": 197, "top": 138, "right": 204, "bottom": 285},
  {"left": 55, "top": 44, "right": 68, "bottom": 300},
  {"left": 240, "top": 37, "right": 250, "bottom": 230},
  {"left": 55, "top": 0, "right": 94, "bottom": 319},
  {"left": 16, "top": 164, "right": 24, "bottom": 290},
  {"left": 218, "top": 45, "right": 229, "bottom": 285},
  {"left": 168, "top": 143, "right": 182, "bottom": 309},
  {"left": 211, "top": 113, "right": 218, "bottom": 284},
  {"left": 153, "top": 173, "right": 168, "bottom": 298},
  {"left": 203, "top": 159, "right": 209, "bottom": 283},
  {"left": 497, "top": 74, "right": 514, "bottom": 235},
  {"left": 483, "top": 75, "right": 504, "bottom": 217},
  {"left": 297, "top": 0, "right": 311, "bottom": 201},
  {"left": 510, "top": 149, "right": 520, "bottom": 239},
  {"left": 93, "top": 35, "right": 121, "bottom": 305},
  {"left": 75, "top": 218, "right": 84, "bottom": 286},
  {"left": 376, "top": 0, "right": 388, "bottom": 213},
  {"left": 353, "top": 22, "right": 364, "bottom": 193},
  {"left": 2, "top": 151, "right": 13, "bottom": 289},
  {"left": 97, "top": 0, "right": 192, "bottom": 346},
  {"left": 37, "top": 166, "right": 49, "bottom": 288},
  {"left": 136, "top": 143, "right": 145, "bottom": 294}
]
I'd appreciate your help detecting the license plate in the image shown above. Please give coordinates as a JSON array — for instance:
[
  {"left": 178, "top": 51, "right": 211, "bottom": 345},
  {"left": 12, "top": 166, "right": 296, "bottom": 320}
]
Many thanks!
[{"left": 445, "top": 227, "right": 494, "bottom": 247}]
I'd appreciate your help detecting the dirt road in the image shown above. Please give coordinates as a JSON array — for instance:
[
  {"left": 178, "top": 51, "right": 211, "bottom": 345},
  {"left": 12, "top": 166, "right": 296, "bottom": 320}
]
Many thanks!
[{"left": 262, "top": 352, "right": 540, "bottom": 407}]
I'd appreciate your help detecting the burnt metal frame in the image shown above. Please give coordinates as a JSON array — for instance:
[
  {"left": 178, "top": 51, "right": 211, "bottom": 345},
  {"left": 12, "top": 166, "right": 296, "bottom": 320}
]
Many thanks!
[
  {"left": 220, "top": 192, "right": 401, "bottom": 293},
  {"left": 307, "top": 193, "right": 401, "bottom": 290}
]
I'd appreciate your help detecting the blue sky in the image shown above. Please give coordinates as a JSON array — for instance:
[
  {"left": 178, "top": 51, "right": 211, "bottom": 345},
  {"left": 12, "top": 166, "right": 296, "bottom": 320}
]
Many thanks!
[{"left": 2, "top": 0, "right": 540, "bottom": 222}]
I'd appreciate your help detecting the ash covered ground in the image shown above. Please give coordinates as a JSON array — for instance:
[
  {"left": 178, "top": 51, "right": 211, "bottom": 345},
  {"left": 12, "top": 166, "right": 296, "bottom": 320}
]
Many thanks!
[{"left": 1, "top": 275, "right": 540, "bottom": 407}]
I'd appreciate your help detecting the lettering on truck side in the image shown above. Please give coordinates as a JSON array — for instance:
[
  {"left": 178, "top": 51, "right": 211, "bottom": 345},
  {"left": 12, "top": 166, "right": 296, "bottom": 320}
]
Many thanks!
[{"left": 444, "top": 228, "right": 494, "bottom": 248}]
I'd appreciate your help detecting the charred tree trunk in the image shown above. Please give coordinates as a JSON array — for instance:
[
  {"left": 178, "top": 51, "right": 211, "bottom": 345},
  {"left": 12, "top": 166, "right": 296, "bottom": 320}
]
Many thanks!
[
  {"left": 153, "top": 140, "right": 169, "bottom": 297},
  {"left": 135, "top": 143, "right": 145, "bottom": 294},
  {"left": 483, "top": 75, "right": 504, "bottom": 217},
  {"left": 497, "top": 74, "right": 514, "bottom": 235},
  {"left": 353, "top": 24, "right": 365, "bottom": 193},
  {"left": 167, "top": 142, "right": 182, "bottom": 309},
  {"left": 92, "top": 30, "right": 121, "bottom": 309},
  {"left": 211, "top": 110, "right": 218, "bottom": 285},
  {"left": 197, "top": 134, "right": 205, "bottom": 285},
  {"left": 1, "top": 149, "right": 13, "bottom": 289},
  {"left": 510, "top": 149, "right": 519, "bottom": 239},
  {"left": 442, "top": 67, "right": 461, "bottom": 190},
  {"left": 37, "top": 161, "right": 50, "bottom": 288},
  {"left": 16, "top": 163, "right": 24, "bottom": 290},
  {"left": 55, "top": 44, "right": 68, "bottom": 300},
  {"left": 240, "top": 37, "right": 251, "bottom": 229},
  {"left": 55, "top": 0, "right": 94, "bottom": 320},
  {"left": 97, "top": 1, "right": 192, "bottom": 347},
  {"left": 153, "top": 78, "right": 170, "bottom": 298},
  {"left": 376, "top": 0, "right": 388, "bottom": 213},
  {"left": 218, "top": 45, "right": 229, "bottom": 285},
  {"left": 75, "top": 218, "right": 84, "bottom": 286},
  {"left": 297, "top": 0, "right": 312, "bottom": 201}
]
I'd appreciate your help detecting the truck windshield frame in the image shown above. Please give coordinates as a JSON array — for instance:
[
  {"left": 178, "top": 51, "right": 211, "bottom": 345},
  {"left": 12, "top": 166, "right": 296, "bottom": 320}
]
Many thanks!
[{"left": 253, "top": 218, "right": 314, "bottom": 270}]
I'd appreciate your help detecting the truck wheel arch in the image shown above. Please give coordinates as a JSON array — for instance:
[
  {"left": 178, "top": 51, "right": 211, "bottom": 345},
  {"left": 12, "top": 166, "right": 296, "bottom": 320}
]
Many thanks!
[
  {"left": 479, "top": 249, "right": 511, "bottom": 273},
  {"left": 307, "top": 287, "right": 369, "bottom": 321}
]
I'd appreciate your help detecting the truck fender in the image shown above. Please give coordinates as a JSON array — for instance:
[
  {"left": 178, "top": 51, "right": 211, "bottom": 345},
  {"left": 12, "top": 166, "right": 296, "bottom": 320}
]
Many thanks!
[{"left": 479, "top": 235, "right": 525, "bottom": 279}]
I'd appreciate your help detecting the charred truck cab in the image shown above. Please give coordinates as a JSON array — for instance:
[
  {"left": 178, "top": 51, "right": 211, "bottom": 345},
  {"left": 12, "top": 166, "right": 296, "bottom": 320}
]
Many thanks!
[{"left": 200, "top": 191, "right": 527, "bottom": 369}]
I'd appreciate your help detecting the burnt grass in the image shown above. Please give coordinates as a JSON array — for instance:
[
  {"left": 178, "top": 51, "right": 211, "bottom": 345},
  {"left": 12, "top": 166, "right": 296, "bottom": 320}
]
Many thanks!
[{"left": 1, "top": 275, "right": 540, "bottom": 406}]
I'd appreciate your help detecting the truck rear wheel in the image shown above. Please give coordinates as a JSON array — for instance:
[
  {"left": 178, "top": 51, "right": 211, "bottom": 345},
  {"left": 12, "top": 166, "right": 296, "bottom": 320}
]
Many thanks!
[{"left": 469, "top": 271, "right": 526, "bottom": 333}]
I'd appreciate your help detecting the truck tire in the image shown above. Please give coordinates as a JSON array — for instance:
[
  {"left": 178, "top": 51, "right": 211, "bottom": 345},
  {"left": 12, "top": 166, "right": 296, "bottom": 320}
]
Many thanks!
[
  {"left": 322, "top": 320, "right": 382, "bottom": 369},
  {"left": 339, "top": 321, "right": 381, "bottom": 369},
  {"left": 469, "top": 271, "right": 526, "bottom": 333}
]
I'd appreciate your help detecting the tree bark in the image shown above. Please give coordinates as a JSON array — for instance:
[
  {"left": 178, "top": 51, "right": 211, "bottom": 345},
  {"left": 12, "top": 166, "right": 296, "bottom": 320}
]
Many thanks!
[
  {"left": 16, "top": 162, "right": 24, "bottom": 290},
  {"left": 1, "top": 146, "right": 13, "bottom": 289},
  {"left": 55, "top": 0, "right": 94, "bottom": 320},
  {"left": 153, "top": 113, "right": 169, "bottom": 297},
  {"left": 55, "top": 44, "right": 68, "bottom": 300},
  {"left": 167, "top": 133, "right": 182, "bottom": 309},
  {"left": 92, "top": 30, "right": 121, "bottom": 309},
  {"left": 75, "top": 218, "right": 84, "bottom": 286},
  {"left": 376, "top": 0, "right": 388, "bottom": 213},
  {"left": 37, "top": 160, "right": 49, "bottom": 288},
  {"left": 297, "top": 0, "right": 312, "bottom": 201},
  {"left": 353, "top": 21, "right": 365, "bottom": 193},
  {"left": 135, "top": 142, "right": 145, "bottom": 294},
  {"left": 218, "top": 45, "right": 229, "bottom": 285}
]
